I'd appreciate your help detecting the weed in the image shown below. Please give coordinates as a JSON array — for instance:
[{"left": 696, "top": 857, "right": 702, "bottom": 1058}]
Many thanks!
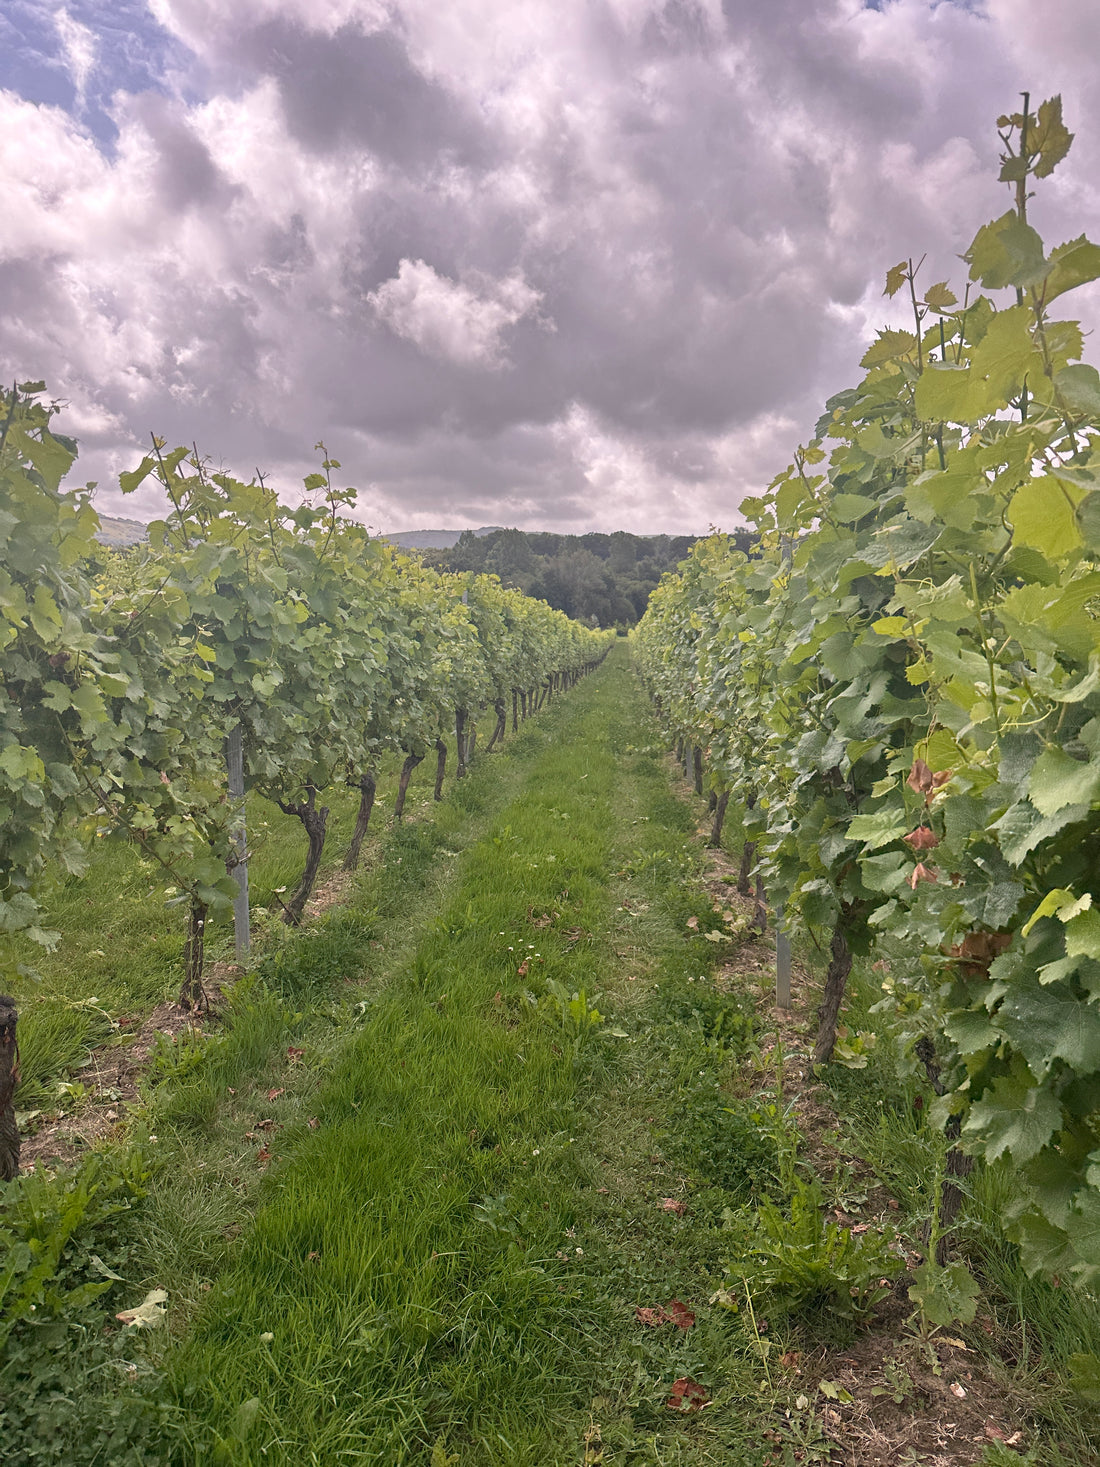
[{"left": 724, "top": 1175, "right": 902, "bottom": 1328}]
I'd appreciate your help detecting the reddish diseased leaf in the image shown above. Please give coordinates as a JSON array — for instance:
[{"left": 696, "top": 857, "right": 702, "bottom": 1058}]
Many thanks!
[
  {"left": 517, "top": 960, "right": 529, "bottom": 977},
  {"left": 908, "top": 759, "right": 953, "bottom": 800},
  {"left": 903, "top": 826, "right": 939, "bottom": 851},
  {"left": 286, "top": 1047, "right": 304, "bottom": 1064},
  {"left": 666, "top": 1299, "right": 695, "bottom": 1329},
  {"left": 267, "top": 1087, "right": 285, "bottom": 1102},
  {"left": 948, "top": 930, "right": 1012, "bottom": 977},
  {"left": 908, "top": 862, "right": 939, "bottom": 889},
  {"left": 667, "top": 1378, "right": 708, "bottom": 1411},
  {"left": 635, "top": 1307, "right": 667, "bottom": 1327},
  {"left": 907, "top": 758, "right": 934, "bottom": 794},
  {"left": 660, "top": 1198, "right": 687, "bottom": 1216}
]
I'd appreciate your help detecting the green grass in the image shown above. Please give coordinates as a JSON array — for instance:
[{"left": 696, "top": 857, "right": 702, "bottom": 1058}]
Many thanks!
[{"left": 7, "top": 747, "right": 464, "bottom": 1105}]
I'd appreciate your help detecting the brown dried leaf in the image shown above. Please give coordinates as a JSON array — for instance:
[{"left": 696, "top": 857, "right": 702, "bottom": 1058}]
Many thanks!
[{"left": 667, "top": 1378, "right": 708, "bottom": 1411}]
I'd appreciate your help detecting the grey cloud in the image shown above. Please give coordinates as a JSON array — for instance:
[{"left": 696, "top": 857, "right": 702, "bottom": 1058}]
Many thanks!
[{"left": 244, "top": 19, "right": 494, "bottom": 170}]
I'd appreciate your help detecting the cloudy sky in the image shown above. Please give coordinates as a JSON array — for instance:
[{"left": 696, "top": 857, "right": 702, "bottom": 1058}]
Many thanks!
[{"left": 3, "top": 1, "right": 1100, "bottom": 534}]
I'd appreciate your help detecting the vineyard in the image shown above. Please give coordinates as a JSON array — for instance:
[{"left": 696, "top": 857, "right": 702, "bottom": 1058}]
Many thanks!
[
  {"left": 2, "top": 97, "right": 1100, "bottom": 1466},
  {"left": 636, "top": 98, "right": 1100, "bottom": 1287}
]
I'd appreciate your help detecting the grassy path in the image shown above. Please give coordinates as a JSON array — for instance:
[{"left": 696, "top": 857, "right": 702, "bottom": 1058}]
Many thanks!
[{"left": 158, "top": 645, "right": 780, "bottom": 1465}]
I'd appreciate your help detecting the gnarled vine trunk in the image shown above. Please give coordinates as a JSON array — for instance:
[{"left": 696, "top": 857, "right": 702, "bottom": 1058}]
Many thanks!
[
  {"left": 434, "top": 738, "right": 447, "bottom": 800},
  {"left": 512, "top": 689, "right": 519, "bottom": 733},
  {"left": 709, "top": 790, "right": 729, "bottom": 848},
  {"left": 814, "top": 911, "right": 854, "bottom": 1067},
  {"left": 394, "top": 751, "right": 425, "bottom": 819},
  {"left": 343, "top": 771, "right": 377, "bottom": 871},
  {"left": 915, "top": 1035, "right": 975, "bottom": 1262},
  {"left": 0, "top": 995, "right": 20, "bottom": 1180},
  {"left": 692, "top": 745, "right": 704, "bottom": 796},
  {"left": 278, "top": 786, "right": 329, "bottom": 925},
  {"left": 455, "top": 708, "right": 469, "bottom": 778},
  {"left": 485, "top": 699, "right": 507, "bottom": 752},
  {"left": 180, "top": 898, "right": 209, "bottom": 1010}
]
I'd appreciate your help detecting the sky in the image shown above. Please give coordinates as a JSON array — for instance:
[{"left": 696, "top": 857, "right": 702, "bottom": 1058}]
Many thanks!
[{"left": 2, "top": 1, "right": 1100, "bottom": 535}]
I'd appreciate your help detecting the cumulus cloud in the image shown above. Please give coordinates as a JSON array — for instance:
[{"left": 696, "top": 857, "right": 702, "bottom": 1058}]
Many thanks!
[
  {"left": 1, "top": 0, "right": 1099, "bottom": 532},
  {"left": 368, "top": 260, "right": 545, "bottom": 368}
]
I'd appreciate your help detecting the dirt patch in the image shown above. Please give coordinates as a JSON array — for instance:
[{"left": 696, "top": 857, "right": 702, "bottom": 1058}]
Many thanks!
[
  {"left": 770, "top": 1325, "right": 1027, "bottom": 1465},
  {"left": 19, "top": 963, "right": 242, "bottom": 1171},
  {"left": 302, "top": 868, "right": 355, "bottom": 919}
]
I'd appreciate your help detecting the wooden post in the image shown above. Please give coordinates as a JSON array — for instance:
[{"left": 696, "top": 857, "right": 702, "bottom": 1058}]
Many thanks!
[{"left": 226, "top": 723, "right": 249, "bottom": 957}]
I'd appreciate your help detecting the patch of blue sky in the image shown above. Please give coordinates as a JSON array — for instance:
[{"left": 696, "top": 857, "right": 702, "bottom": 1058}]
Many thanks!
[{"left": 0, "top": 1, "right": 198, "bottom": 150}]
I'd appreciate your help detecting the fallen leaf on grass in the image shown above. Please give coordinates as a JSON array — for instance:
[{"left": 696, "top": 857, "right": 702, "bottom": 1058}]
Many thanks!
[
  {"left": 666, "top": 1299, "right": 695, "bottom": 1329},
  {"left": 635, "top": 1307, "right": 666, "bottom": 1327},
  {"left": 257, "top": 1147, "right": 272, "bottom": 1166},
  {"left": 667, "top": 1378, "right": 708, "bottom": 1411},
  {"left": 267, "top": 1087, "right": 285, "bottom": 1102},
  {"left": 635, "top": 1300, "right": 696, "bottom": 1329},
  {"left": 660, "top": 1198, "right": 687, "bottom": 1216},
  {"left": 116, "top": 1289, "right": 168, "bottom": 1329},
  {"left": 286, "top": 1047, "right": 304, "bottom": 1064},
  {"left": 308, "top": 1117, "right": 319, "bottom": 1130},
  {"left": 686, "top": 916, "right": 699, "bottom": 930}
]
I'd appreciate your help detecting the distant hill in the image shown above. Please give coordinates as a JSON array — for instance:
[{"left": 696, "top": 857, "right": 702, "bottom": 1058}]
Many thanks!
[
  {"left": 96, "top": 514, "right": 146, "bottom": 548},
  {"left": 413, "top": 526, "right": 753, "bottom": 628},
  {"left": 385, "top": 526, "right": 504, "bottom": 550}
]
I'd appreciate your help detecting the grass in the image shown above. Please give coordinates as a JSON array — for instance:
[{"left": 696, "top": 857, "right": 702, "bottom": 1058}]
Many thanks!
[
  {"left": 5, "top": 647, "right": 1100, "bottom": 1466},
  {"left": 7, "top": 747, "right": 464, "bottom": 1106}
]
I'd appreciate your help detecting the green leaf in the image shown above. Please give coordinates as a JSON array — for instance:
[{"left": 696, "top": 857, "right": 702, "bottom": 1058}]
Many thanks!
[
  {"left": 965, "top": 1072, "right": 1061, "bottom": 1163},
  {"left": 993, "top": 800, "right": 1089, "bottom": 866},
  {"left": 1027, "top": 748, "right": 1100, "bottom": 816},
  {"left": 1044, "top": 235, "right": 1100, "bottom": 304},
  {"left": 1021, "top": 888, "right": 1076, "bottom": 938},
  {"left": 1068, "top": 1352, "right": 1100, "bottom": 1404},
  {"left": 846, "top": 809, "right": 908, "bottom": 851},
  {"left": 1065, "top": 908, "right": 1100, "bottom": 961},
  {"left": 1030, "top": 95, "right": 1074, "bottom": 179},
  {"left": 119, "top": 456, "right": 156, "bottom": 494},
  {"left": 965, "top": 211, "right": 1047, "bottom": 290},
  {"left": 1010, "top": 476, "right": 1085, "bottom": 561},
  {"left": 998, "top": 976, "right": 1100, "bottom": 1078},
  {"left": 1056, "top": 363, "right": 1100, "bottom": 416},
  {"left": 923, "top": 281, "right": 958, "bottom": 312},
  {"left": 907, "top": 1260, "right": 980, "bottom": 1328},
  {"left": 883, "top": 262, "right": 908, "bottom": 299}
]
